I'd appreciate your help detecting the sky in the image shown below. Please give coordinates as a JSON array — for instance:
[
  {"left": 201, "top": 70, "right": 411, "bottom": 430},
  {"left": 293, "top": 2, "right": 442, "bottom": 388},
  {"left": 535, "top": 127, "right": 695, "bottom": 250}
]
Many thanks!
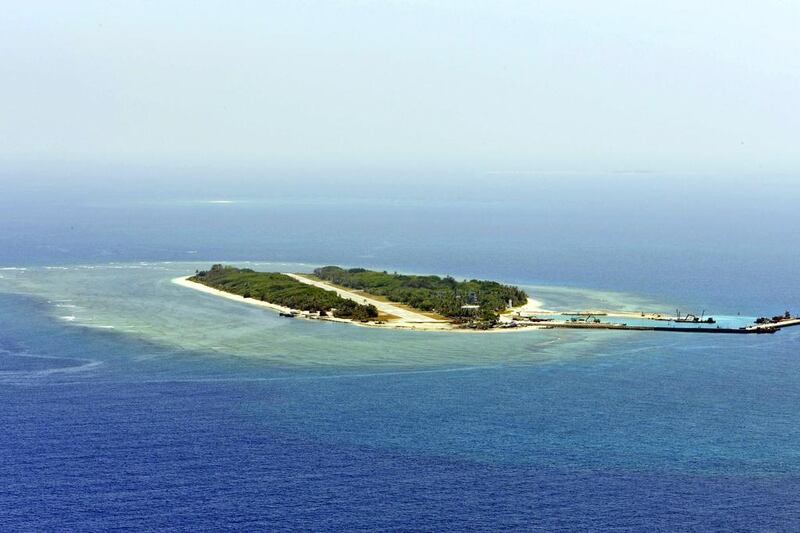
[{"left": 1, "top": 0, "right": 798, "bottom": 184}]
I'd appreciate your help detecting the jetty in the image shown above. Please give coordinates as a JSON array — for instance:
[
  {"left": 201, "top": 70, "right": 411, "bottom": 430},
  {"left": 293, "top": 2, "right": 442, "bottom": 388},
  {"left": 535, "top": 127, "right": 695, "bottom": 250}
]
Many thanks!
[
  {"left": 180, "top": 264, "right": 797, "bottom": 336},
  {"left": 508, "top": 314, "right": 800, "bottom": 335}
]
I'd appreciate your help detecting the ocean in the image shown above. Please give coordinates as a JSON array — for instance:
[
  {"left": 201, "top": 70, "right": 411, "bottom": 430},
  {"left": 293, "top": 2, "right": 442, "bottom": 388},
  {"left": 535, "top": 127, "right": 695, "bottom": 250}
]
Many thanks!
[{"left": 1, "top": 177, "right": 799, "bottom": 530}]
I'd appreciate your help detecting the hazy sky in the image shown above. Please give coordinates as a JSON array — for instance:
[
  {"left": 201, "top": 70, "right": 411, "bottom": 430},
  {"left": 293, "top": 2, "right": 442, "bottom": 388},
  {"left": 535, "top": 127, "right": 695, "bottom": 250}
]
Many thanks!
[{"left": 1, "top": 1, "right": 798, "bottom": 177}]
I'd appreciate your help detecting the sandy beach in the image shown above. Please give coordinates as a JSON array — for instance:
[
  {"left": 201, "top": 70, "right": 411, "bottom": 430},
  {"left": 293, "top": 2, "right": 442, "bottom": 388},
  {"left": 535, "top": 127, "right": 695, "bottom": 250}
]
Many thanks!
[
  {"left": 176, "top": 274, "right": 742, "bottom": 334},
  {"left": 172, "top": 275, "right": 549, "bottom": 333},
  {"left": 173, "top": 276, "right": 302, "bottom": 315},
  {"left": 505, "top": 295, "right": 552, "bottom": 316}
]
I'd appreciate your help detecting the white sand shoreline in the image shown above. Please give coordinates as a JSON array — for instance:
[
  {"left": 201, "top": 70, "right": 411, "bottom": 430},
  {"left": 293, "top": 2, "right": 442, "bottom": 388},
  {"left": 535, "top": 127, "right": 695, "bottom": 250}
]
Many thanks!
[
  {"left": 171, "top": 275, "right": 548, "bottom": 333},
  {"left": 174, "top": 274, "right": 742, "bottom": 334}
]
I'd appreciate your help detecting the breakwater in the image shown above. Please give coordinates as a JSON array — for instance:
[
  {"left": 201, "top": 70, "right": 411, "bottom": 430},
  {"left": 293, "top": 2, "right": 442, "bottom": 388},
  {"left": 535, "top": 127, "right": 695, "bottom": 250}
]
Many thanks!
[{"left": 529, "top": 318, "right": 800, "bottom": 335}]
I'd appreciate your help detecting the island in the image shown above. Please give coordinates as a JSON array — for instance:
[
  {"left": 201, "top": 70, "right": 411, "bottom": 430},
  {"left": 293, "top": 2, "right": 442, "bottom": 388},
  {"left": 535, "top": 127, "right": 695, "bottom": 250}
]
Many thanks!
[
  {"left": 174, "top": 264, "right": 544, "bottom": 331},
  {"left": 173, "top": 264, "right": 800, "bottom": 334}
]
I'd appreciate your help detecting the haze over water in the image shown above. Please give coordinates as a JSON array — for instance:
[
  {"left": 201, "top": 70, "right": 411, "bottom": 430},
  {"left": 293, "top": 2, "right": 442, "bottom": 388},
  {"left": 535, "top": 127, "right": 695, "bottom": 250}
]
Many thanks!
[{"left": 2, "top": 1, "right": 800, "bottom": 530}]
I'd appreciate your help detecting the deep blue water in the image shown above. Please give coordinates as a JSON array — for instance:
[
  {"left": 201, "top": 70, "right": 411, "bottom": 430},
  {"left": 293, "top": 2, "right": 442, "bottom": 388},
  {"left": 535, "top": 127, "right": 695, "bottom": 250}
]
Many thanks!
[{"left": 2, "top": 178, "right": 800, "bottom": 530}]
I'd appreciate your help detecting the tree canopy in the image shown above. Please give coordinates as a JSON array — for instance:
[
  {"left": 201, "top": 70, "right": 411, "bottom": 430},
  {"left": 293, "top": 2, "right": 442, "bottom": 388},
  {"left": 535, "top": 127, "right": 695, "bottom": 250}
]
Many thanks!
[
  {"left": 191, "top": 265, "right": 378, "bottom": 320},
  {"left": 313, "top": 266, "right": 527, "bottom": 318}
]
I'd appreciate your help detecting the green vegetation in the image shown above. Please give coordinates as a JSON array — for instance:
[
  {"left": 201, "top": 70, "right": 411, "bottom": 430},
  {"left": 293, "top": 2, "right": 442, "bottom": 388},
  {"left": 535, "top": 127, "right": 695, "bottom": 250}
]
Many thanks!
[
  {"left": 313, "top": 266, "right": 527, "bottom": 319},
  {"left": 190, "top": 265, "right": 378, "bottom": 321}
]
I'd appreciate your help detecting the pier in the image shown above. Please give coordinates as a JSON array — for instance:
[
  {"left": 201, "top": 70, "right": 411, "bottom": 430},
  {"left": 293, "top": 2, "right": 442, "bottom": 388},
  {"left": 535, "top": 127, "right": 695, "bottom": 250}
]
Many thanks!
[{"left": 510, "top": 315, "right": 800, "bottom": 335}]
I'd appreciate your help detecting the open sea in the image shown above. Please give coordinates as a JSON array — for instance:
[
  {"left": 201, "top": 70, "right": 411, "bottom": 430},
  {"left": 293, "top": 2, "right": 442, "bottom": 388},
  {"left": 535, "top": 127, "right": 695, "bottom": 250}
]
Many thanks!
[{"left": 1, "top": 177, "right": 799, "bottom": 530}]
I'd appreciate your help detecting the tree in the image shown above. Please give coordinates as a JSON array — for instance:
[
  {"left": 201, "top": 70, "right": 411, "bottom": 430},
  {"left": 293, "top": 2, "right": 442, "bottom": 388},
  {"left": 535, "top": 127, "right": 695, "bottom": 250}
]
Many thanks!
[{"left": 479, "top": 307, "right": 499, "bottom": 324}]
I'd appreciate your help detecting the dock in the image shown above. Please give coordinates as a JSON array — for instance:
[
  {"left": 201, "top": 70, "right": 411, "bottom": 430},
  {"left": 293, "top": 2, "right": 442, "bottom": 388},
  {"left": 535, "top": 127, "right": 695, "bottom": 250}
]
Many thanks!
[{"left": 512, "top": 316, "right": 800, "bottom": 335}]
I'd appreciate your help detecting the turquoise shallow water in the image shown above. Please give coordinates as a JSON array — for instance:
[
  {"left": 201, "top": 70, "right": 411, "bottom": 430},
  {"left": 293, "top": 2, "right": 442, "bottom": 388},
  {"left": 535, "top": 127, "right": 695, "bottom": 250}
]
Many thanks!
[
  {"left": 2, "top": 262, "right": 799, "bottom": 478},
  {"left": 2, "top": 267, "right": 800, "bottom": 529},
  {"left": 0, "top": 262, "right": 650, "bottom": 369},
  {"left": 531, "top": 313, "right": 755, "bottom": 329},
  {"left": 2, "top": 186, "right": 800, "bottom": 529}
]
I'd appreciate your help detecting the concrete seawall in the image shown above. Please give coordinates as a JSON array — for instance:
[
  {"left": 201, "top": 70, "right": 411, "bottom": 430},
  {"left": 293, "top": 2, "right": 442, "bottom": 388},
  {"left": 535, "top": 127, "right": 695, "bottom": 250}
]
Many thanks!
[{"left": 533, "top": 318, "right": 800, "bottom": 335}]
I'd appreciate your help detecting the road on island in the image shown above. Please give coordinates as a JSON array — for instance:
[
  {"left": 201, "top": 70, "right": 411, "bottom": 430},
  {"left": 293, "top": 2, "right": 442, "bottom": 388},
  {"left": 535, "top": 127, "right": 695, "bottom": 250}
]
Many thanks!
[{"left": 283, "top": 273, "right": 447, "bottom": 324}]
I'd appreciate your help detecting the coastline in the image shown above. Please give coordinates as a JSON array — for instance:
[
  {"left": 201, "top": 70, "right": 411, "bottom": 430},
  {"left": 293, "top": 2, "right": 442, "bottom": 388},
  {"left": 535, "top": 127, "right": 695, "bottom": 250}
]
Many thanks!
[
  {"left": 173, "top": 275, "right": 797, "bottom": 335},
  {"left": 287, "top": 272, "right": 552, "bottom": 320},
  {"left": 172, "top": 275, "right": 307, "bottom": 316},
  {"left": 172, "top": 276, "right": 547, "bottom": 333}
]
